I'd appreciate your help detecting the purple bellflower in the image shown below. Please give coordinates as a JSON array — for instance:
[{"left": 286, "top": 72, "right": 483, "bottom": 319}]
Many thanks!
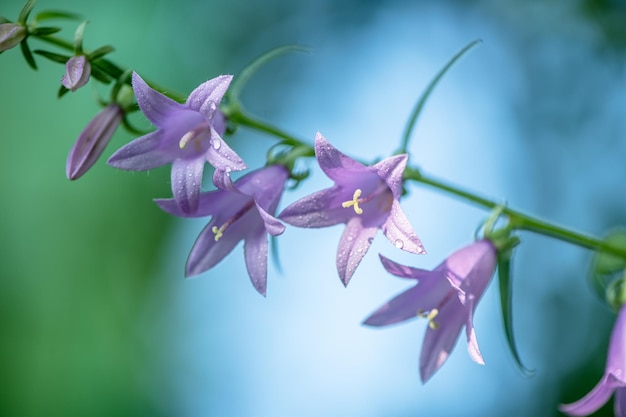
[
  {"left": 66, "top": 103, "right": 123, "bottom": 180},
  {"left": 155, "top": 165, "right": 288, "bottom": 296},
  {"left": 363, "top": 240, "right": 497, "bottom": 383},
  {"left": 279, "top": 132, "right": 425, "bottom": 286},
  {"left": 61, "top": 55, "right": 91, "bottom": 92},
  {"left": 560, "top": 304, "right": 626, "bottom": 417},
  {"left": 108, "top": 72, "right": 246, "bottom": 214},
  {"left": 0, "top": 23, "right": 26, "bottom": 52}
]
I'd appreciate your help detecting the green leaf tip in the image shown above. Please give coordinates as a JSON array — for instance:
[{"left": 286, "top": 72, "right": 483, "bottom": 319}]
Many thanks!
[
  {"left": 399, "top": 38, "right": 482, "bottom": 154},
  {"left": 497, "top": 251, "right": 534, "bottom": 377}
]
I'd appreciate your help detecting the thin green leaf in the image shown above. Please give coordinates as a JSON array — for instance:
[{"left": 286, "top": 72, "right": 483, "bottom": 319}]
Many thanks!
[
  {"left": 35, "top": 10, "right": 81, "bottom": 22},
  {"left": 73, "top": 20, "right": 88, "bottom": 53},
  {"left": 228, "top": 44, "right": 309, "bottom": 103},
  {"left": 89, "top": 45, "right": 114, "bottom": 61},
  {"left": 270, "top": 235, "right": 283, "bottom": 275},
  {"left": 497, "top": 251, "right": 533, "bottom": 376},
  {"left": 30, "top": 26, "right": 61, "bottom": 36},
  {"left": 18, "top": 0, "right": 37, "bottom": 24},
  {"left": 57, "top": 84, "right": 69, "bottom": 98},
  {"left": 20, "top": 40, "right": 37, "bottom": 69},
  {"left": 398, "top": 39, "right": 482, "bottom": 154},
  {"left": 93, "top": 58, "right": 123, "bottom": 79},
  {"left": 90, "top": 65, "right": 112, "bottom": 84},
  {"left": 0, "top": 16, "right": 9, "bottom": 24},
  {"left": 33, "top": 49, "right": 69, "bottom": 64}
]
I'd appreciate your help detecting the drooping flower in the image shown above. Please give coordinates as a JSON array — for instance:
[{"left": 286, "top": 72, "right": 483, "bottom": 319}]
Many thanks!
[
  {"left": 560, "top": 304, "right": 626, "bottom": 417},
  {"left": 363, "top": 239, "right": 497, "bottom": 383},
  {"left": 108, "top": 72, "right": 246, "bottom": 214},
  {"left": 0, "top": 23, "right": 26, "bottom": 52},
  {"left": 61, "top": 55, "right": 91, "bottom": 92},
  {"left": 279, "top": 132, "right": 425, "bottom": 286},
  {"left": 66, "top": 103, "right": 123, "bottom": 180},
  {"left": 155, "top": 165, "right": 288, "bottom": 296}
]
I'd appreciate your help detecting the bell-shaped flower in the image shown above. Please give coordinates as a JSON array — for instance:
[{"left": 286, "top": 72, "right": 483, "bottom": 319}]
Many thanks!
[
  {"left": 560, "top": 304, "right": 626, "bottom": 417},
  {"left": 67, "top": 103, "right": 123, "bottom": 180},
  {"left": 61, "top": 55, "right": 91, "bottom": 92},
  {"left": 279, "top": 132, "right": 425, "bottom": 286},
  {"left": 155, "top": 165, "right": 288, "bottom": 296},
  {"left": 363, "top": 239, "right": 497, "bottom": 383},
  {"left": 0, "top": 23, "right": 26, "bottom": 52},
  {"left": 108, "top": 72, "right": 246, "bottom": 214}
]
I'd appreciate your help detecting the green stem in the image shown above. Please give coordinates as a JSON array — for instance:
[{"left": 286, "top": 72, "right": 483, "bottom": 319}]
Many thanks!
[
  {"left": 227, "top": 106, "right": 308, "bottom": 148},
  {"left": 404, "top": 167, "right": 626, "bottom": 259}
]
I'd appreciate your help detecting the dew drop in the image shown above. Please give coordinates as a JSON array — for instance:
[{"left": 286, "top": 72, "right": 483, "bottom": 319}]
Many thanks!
[
  {"left": 209, "top": 102, "right": 217, "bottom": 112},
  {"left": 394, "top": 239, "right": 404, "bottom": 249},
  {"left": 212, "top": 139, "right": 221, "bottom": 150}
]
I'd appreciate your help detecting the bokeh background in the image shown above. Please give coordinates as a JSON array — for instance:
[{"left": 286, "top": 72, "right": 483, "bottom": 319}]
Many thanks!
[{"left": 2, "top": 0, "right": 626, "bottom": 416}]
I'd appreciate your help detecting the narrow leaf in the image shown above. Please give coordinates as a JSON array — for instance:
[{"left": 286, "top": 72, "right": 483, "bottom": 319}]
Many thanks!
[
  {"left": 20, "top": 40, "right": 37, "bottom": 69},
  {"left": 89, "top": 45, "right": 114, "bottom": 61},
  {"left": 497, "top": 251, "right": 533, "bottom": 375},
  {"left": 30, "top": 26, "right": 61, "bottom": 36},
  {"left": 18, "top": 0, "right": 37, "bottom": 24},
  {"left": 73, "top": 20, "right": 88, "bottom": 53},
  {"left": 33, "top": 49, "right": 69, "bottom": 64},
  {"left": 57, "top": 84, "right": 69, "bottom": 98},
  {"left": 399, "top": 39, "right": 482, "bottom": 154},
  {"left": 228, "top": 44, "right": 309, "bottom": 103},
  {"left": 270, "top": 235, "right": 283, "bottom": 274},
  {"left": 93, "top": 58, "right": 123, "bottom": 79},
  {"left": 35, "top": 10, "right": 81, "bottom": 22},
  {"left": 90, "top": 65, "right": 112, "bottom": 83}
]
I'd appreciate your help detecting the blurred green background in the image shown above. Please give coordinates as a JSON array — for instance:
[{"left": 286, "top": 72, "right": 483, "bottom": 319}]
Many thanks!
[{"left": 2, "top": 0, "right": 626, "bottom": 416}]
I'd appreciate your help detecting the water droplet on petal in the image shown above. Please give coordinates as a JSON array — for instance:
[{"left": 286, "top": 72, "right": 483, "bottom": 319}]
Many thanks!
[
  {"left": 209, "top": 102, "right": 217, "bottom": 112},
  {"left": 212, "top": 139, "right": 221, "bottom": 150},
  {"left": 394, "top": 239, "right": 404, "bottom": 249}
]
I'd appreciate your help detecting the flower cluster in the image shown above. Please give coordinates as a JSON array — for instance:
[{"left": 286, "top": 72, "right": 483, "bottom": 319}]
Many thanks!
[{"left": 5, "top": 2, "right": 626, "bottom": 413}]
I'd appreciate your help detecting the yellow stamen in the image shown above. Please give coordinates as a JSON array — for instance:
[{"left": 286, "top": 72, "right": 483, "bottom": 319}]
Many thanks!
[
  {"left": 417, "top": 308, "right": 439, "bottom": 330},
  {"left": 341, "top": 189, "right": 363, "bottom": 215},
  {"left": 212, "top": 226, "right": 224, "bottom": 241}
]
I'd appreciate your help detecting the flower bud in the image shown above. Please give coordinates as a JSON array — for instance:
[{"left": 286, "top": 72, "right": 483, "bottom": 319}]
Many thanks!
[
  {"left": 61, "top": 55, "right": 91, "bottom": 92},
  {"left": 67, "top": 104, "right": 123, "bottom": 180},
  {"left": 0, "top": 23, "right": 26, "bottom": 52}
]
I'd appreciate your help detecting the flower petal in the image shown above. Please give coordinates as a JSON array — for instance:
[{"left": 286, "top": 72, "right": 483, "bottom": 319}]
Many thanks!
[
  {"left": 464, "top": 298, "right": 485, "bottom": 365},
  {"left": 132, "top": 72, "right": 182, "bottom": 128},
  {"left": 255, "top": 202, "right": 285, "bottom": 236},
  {"left": 205, "top": 129, "right": 246, "bottom": 172},
  {"left": 314, "top": 132, "right": 368, "bottom": 183},
  {"left": 107, "top": 131, "right": 174, "bottom": 170},
  {"left": 363, "top": 286, "right": 424, "bottom": 327},
  {"left": 379, "top": 254, "right": 431, "bottom": 280},
  {"left": 420, "top": 298, "right": 466, "bottom": 383},
  {"left": 382, "top": 200, "right": 425, "bottom": 255},
  {"left": 336, "top": 217, "right": 378, "bottom": 286},
  {"left": 614, "top": 387, "right": 626, "bottom": 417},
  {"left": 607, "top": 305, "right": 626, "bottom": 382},
  {"left": 171, "top": 157, "right": 205, "bottom": 214},
  {"left": 559, "top": 375, "right": 615, "bottom": 416},
  {"left": 372, "top": 153, "right": 407, "bottom": 199},
  {"left": 186, "top": 219, "right": 243, "bottom": 277},
  {"left": 244, "top": 229, "right": 269, "bottom": 296},
  {"left": 186, "top": 75, "right": 233, "bottom": 118},
  {"left": 279, "top": 187, "right": 352, "bottom": 228}
]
